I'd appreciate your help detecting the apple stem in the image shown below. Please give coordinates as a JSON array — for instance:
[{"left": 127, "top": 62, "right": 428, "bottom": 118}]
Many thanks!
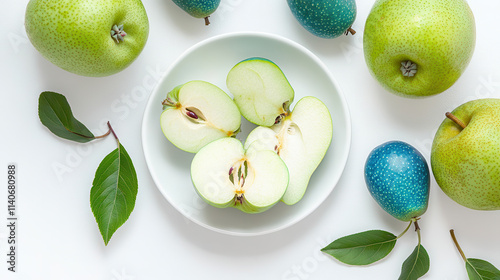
[
  {"left": 400, "top": 60, "right": 418, "bottom": 77},
  {"left": 445, "top": 112, "right": 467, "bottom": 130},
  {"left": 413, "top": 219, "right": 421, "bottom": 232},
  {"left": 204, "top": 16, "right": 210, "bottom": 25},
  {"left": 110, "top": 24, "right": 127, "bottom": 43},
  {"left": 450, "top": 229, "right": 468, "bottom": 262},
  {"left": 344, "top": 27, "right": 356, "bottom": 36}
]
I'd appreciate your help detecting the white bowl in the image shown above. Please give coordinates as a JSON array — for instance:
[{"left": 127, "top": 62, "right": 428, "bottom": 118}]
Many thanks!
[{"left": 141, "top": 32, "right": 351, "bottom": 236}]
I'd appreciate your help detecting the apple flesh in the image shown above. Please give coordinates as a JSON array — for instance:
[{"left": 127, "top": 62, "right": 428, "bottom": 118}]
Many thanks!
[
  {"left": 431, "top": 98, "right": 500, "bottom": 210},
  {"left": 245, "top": 96, "right": 333, "bottom": 205},
  {"left": 191, "top": 137, "right": 289, "bottom": 213},
  {"left": 226, "top": 57, "right": 294, "bottom": 127},
  {"left": 160, "top": 80, "right": 241, "bottom": 153},
  {"left": 363, "top": 0, "right": 475, "bottom": 97},
  {"left": 25, "top": 0, "right": 149, "bottom": 77}
]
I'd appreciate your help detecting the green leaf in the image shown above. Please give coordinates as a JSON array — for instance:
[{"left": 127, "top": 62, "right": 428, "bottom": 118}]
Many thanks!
[
  {"left": 38, "top": 91, "right": 95, "bottom": 143},
  {"left": 466, "top": 258, "right": 500, "bottom": 280},
  {"left": 399, "top": 244, "right": 430, "bottom": 280},
  {"left": 321, "top": 230, "right": 397, "bottom": 265},
  {"left": 90, "top": 143, "right": 138, "bottom": 245}
]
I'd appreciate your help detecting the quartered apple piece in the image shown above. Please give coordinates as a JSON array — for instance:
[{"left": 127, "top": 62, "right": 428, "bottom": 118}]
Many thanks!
[
  {"left": 191, "top": 137, "right": 289, "bottom": 214},
  {"left": 160, "top": 80, "right": 241, "bottom": 153},
  {"left": 226, "top": 57, "right": 294, "bottom": 127},
  {"left": 245, "top": 96, "right": 333, "bottom": 205}
]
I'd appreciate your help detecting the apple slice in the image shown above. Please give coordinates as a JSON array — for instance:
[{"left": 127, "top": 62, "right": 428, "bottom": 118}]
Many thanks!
[
  {"left": 226, "top": 57, "right": 294, "bottom": 127},
  {"left": 245, "top": 96, "right": 333, "bottom": 205},
  {"left": 191, "top": 137, "right": 289, "bottom": 213},
  {"left": 160, "top": 80, "right": 241, "bottom": 153}
]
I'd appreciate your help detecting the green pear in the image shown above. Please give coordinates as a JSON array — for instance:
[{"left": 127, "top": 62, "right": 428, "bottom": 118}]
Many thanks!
[
  {"left": 25, "top": 0, "right": 149, "bottom": 77},
  {"left": 431, "top": 98, "right": 500, "bottom": 210},
  {"left": 363, "top": 0, "right": 475, "bottom": 97}
]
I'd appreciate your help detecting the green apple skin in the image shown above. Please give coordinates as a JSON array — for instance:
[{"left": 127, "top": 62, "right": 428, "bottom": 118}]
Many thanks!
[
  {"left": 431, "top": 98, "right": 500, "bottom": 210},
  {"left": 25, "top": 0, "right": 149, "bottom": 77},
  {"left": 191, "top": 137, "right": 289, "bottom": 214},
  {"left": 364, "top": 0, "right": 475, "bottom": 97}
]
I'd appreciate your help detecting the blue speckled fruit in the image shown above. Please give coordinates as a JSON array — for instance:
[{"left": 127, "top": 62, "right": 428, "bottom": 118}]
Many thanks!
[
  {"left": 172, "top": 0, "right": 220, "bottom": 25},
  {"left": 287, "top": 0, "right": 357, "bottom": 39},
  {"left": 364, "top": 141, "right": 430, "bottom": 222}
]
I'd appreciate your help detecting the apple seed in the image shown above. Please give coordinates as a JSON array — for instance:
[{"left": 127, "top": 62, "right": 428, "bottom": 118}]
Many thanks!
[
  {"left": 186, "top": 110, "right": 198, "bottom": 119},
  {"left": 184, "top": 107, "right": 207, "bottom": 123}
]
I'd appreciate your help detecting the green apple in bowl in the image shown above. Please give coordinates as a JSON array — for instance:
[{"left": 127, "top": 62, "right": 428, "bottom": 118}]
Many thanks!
[
  {"left": 226, "top": 57, "right": 295, "bottom": 127},
  {"left": 160, "top": 80, "right": 241, "bottom": 153},
  {"left": 191, "top": 137, "right": 289, "bottom": 214},
  {"left": 431, "top": 98, "right": 500, "bottom": 210},
  {"left": 25, "top": 0, "right": 149, "bottom": 77},
  {"left": 245, "top": 96, "right": 333, "bottom": 205},
  {"left": 363, "top": 0, "right": 475, "bottom": 97}
]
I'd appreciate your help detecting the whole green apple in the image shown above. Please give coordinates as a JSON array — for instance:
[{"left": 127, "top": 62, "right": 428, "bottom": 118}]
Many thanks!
[
  {"left": 431, "top": 98, "right": 500, "bottom": 210},
  {"left": 364, "top": 0, "right": 475, "bottom": 97},
  {"left": 25, "top": 0, "right": 149, "bottom": 77}
]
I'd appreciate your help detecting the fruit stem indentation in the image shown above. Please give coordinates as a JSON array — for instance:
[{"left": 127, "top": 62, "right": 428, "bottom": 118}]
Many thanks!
[
  {"left": 445, "top": 112, "right": 467, "bottom": 130},
  {"left": 111, "top": 24, "right": 127, "bottom": 43},
  {"left": 400, "top": 60, "right": 418, "bottom": 77}
]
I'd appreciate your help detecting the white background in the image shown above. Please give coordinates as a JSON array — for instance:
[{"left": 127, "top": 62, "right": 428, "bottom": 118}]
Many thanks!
[{"left": 2, "top": 0, "right": 500, "bottom": 279}]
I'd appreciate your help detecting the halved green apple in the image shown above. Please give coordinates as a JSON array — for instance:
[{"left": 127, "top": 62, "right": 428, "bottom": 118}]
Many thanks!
[
  {"left": 226, "top": 57, "right": 294, "bottom": 127},
  {"left": 245, "top": 96, "right": 333, "bottom": 205},
  {"left": 160, "top": 80, "right": 241, "bottom": 153},
  {"left": 191, "top": 137, "right": 289, "bottom": 213}
]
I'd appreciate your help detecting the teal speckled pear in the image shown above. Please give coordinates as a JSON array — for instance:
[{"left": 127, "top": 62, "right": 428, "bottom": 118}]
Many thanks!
[
  {"left": 172, "top": 0, "right": 220, "bottom": 25},
  {"left": 287, "top": 0, "right": 357, "bottom": 39},
  {"left": 364, "top": 141, "right": 430, "bottom": 222}
]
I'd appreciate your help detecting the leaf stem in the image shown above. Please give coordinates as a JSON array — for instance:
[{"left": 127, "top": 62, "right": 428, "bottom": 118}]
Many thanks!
[
  {"left": 397, "top": 220, "right": 414, "bottom": 239},
  {"left": 450, "top": 229, "right": 467, "bottom": 262},
  {"left": 414, "top": 219, "right": 422, "bottom": 246},
  {"left": 106, "top": 121, "right": 119, "bottom": 143},
  {"left": 94, "top": 129, "right": 111, "bottom": 139}
]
